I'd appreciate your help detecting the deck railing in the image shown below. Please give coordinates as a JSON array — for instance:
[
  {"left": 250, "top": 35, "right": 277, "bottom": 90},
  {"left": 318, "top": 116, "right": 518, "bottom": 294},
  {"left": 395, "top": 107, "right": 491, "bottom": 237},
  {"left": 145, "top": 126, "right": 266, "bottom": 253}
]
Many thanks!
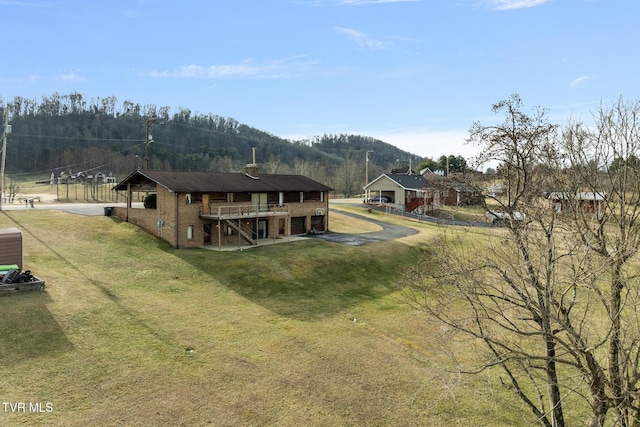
[{"left": 200, "top": 203, "right": 290, "bottom": 219}]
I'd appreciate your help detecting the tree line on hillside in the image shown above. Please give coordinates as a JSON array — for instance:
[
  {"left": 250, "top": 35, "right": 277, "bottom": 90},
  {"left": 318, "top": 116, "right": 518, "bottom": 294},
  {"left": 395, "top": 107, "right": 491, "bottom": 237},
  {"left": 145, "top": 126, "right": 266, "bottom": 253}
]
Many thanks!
[
  {"left": 0, "top": 92, "right": 436, "bottom": 196},
  {"left": 417, "top": 154, "right": 468, "bottom": 174}
]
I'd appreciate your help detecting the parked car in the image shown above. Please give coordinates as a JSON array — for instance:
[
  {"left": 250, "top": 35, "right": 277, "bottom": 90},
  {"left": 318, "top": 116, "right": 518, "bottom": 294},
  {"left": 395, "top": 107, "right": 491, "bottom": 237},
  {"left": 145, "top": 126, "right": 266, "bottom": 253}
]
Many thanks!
[
  {"left": 486, "top": 210, "right": 526, "bottom": 225},
  {"left": 366, "top": 195, "right": 391, "bottom": 204}
]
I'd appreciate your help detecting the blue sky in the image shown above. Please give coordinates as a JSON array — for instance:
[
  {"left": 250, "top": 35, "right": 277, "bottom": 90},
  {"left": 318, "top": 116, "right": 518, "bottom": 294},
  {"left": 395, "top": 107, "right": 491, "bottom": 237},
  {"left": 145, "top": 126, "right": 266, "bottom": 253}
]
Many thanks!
[{"left": 2, "top": 0, "right": 639, "bottom": 162}]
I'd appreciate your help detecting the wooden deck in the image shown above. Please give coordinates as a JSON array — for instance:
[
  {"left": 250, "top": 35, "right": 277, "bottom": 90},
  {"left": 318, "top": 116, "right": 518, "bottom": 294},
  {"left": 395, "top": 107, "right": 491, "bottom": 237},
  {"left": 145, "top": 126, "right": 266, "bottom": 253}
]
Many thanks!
[{"left": 199, "top": 204, "right": 290, "bottom": 220}]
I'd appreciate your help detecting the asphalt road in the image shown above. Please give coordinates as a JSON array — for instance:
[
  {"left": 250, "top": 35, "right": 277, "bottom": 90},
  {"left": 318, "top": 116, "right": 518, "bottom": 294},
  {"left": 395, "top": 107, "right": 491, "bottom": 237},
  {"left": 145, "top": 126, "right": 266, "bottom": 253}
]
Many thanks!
[{"left": 1, "top": 201, "right": 127, "bottom": 216}]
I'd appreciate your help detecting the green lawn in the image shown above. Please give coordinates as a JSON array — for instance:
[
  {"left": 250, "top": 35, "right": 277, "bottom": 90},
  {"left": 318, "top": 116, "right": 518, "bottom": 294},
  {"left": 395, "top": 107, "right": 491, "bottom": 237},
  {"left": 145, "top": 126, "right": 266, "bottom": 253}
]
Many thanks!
[{"left": 0, "top": 208, "right": 531, "bottom": 426}]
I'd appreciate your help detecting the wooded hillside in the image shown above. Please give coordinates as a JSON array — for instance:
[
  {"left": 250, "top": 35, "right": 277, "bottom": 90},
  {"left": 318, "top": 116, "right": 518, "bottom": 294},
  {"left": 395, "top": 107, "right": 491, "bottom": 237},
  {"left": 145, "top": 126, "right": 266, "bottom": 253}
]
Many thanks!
[{"left": 0, "top": 92, "right": 423, "bottom": 195}]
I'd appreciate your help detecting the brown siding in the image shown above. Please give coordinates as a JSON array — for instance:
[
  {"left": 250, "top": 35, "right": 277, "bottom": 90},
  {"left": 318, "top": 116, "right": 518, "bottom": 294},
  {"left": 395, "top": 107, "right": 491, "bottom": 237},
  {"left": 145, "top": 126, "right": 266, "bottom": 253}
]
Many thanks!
[
  {"left": 233, "top": 193, "right": 251, "bottom": 203},
  {"left": 283, "top": 192, "right": 299, "bottom": 203},
  {"left": 304, "top": 191, "right": 321, "bottom": 201},
  {"left": 0, "top": 228, "right": 23, "bottom": 268},
  {"left": 211, "top": 192, "right": 226, "bottom": 202}
]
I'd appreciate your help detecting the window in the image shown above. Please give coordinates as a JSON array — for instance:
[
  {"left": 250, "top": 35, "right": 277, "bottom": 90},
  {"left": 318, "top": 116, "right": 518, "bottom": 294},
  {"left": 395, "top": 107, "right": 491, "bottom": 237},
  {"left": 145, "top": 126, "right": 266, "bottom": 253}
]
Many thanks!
[{"left": 187, "top": 225, "right": 194, "bottom": 240}]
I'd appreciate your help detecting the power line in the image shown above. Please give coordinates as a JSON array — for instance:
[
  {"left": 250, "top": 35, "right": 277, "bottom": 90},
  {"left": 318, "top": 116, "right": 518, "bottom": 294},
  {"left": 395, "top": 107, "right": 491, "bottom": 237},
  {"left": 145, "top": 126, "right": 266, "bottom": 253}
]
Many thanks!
[{"left": 11, "top": 133, "right": 144, "bottom": 143}]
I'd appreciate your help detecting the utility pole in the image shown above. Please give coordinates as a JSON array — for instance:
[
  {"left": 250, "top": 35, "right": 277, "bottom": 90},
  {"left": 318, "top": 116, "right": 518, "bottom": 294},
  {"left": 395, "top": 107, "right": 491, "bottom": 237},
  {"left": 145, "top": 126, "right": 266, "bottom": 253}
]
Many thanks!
[
  {"left": 0, "top": 109, "right": 10, "bottom": 211},
  {"left": 145, "top": 118, "right": 156, "bottom": 170},
  {"left": 365, "top": 150, "right": 374, "bottom": 185}
]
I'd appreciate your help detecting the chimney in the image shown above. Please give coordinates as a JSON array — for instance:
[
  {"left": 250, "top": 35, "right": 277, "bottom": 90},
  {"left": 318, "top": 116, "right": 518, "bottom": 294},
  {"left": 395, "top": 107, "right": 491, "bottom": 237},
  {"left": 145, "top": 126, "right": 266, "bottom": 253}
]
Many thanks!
[{"left": 245, "top": 147, "right": 259, "bottom": 179}]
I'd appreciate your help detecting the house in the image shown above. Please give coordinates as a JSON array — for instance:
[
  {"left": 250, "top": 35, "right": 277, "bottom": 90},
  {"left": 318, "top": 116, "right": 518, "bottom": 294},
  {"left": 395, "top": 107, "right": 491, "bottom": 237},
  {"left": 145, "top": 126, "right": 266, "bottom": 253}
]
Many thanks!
[
  {"left": 364, "top": 168, "right": 482, "bottom": 215},
  {"left": 423, "top": 172, "right": 481, "bottom": 207},
  {"left": 94, "top": 171, "right": 117, "bottom": 184},
  {"left": 48, "top": 169, "right": 116, "bottom": 185},
  {"left": 546, "top": 191, "right": 606, "bottom": 215},
  {"left": 111, "top": 167, "right": 333, "bottom": 249},
  {"left": 49, "top": 169, "right": 66, "bottom": 185},
  {"left": 363, "top": 173, "right": 428, "bottom": 213}
]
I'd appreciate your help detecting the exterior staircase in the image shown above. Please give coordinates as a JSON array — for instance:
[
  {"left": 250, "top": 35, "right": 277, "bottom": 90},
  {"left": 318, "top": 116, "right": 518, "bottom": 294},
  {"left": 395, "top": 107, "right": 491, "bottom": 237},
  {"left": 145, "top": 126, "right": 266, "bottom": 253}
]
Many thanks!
[
  {"left": 225, "top": 219, "right": 257, "bottom": 245},
  {"left": 405, "top": 198, "right": 428, "bottom": 214}
]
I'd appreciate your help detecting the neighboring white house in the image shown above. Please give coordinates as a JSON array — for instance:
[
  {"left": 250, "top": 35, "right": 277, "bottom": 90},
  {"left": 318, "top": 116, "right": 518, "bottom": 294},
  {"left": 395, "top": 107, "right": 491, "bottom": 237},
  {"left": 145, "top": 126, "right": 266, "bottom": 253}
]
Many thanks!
[
  {"left": 49, "top": 169, "right": 117, "bottom": 185},
  {"left": 363, "top": 173, "right": 427, "bottom": 213}
]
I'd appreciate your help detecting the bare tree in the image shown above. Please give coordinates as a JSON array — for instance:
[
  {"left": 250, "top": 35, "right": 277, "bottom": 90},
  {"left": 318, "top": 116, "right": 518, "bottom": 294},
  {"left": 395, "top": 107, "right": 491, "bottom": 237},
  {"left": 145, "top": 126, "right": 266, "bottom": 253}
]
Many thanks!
[
  {"left": 332, "top": 152, "right": 362, "bottom": 197},
  {"left": 7, "top": 178, "right": 19, "bottom": 203},
  {"left": 264, "top": 154, "right": 283, "bottom": 173},
  {"left": 402, "top": 95, "right": 640, "bottom": 426},
  {"left": 560, "top": 97, "right": 640, "bottom": 426}
]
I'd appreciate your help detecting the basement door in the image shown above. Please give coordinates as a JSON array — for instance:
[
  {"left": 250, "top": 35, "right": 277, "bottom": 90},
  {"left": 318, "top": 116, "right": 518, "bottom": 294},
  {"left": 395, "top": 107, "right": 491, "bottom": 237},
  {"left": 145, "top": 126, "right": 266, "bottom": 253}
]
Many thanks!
[
  {"left": 252, "top": 220, "right": 268, "bottom": 239},
  {"left": 203, "top": 224, "right": 212, "bottom": 245},
  {"left": 311, "top": 215, "right": 325, "bottom": 232},
  {"left": 291, "top": 217, "right": 306, "bottom": 235}
]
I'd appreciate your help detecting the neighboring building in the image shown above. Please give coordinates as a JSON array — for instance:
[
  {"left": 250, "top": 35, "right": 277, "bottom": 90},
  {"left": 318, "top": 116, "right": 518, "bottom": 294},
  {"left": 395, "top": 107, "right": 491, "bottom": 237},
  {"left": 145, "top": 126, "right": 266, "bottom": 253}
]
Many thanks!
[
  {"left": 424, "top": 172, "right": 481, "bottom": 207},
  {"left": 94, "top": 171, "right": 117, "bottom": 184},
  {"left": 364, "top": 169, "right": 481, "bottom": 214},
  {"left": 389, "top": 167, "right": 416, "bottom": 175},
  {"left": 111, "top": 167, "right": 333, "bottom": 249},
  {"left": 363, "top": 173, "right": 427, "bottom": 213},
  {"left": 546, "top": 191, "right": 606, "bottom": 216},
  {"left": 48, "top": 169, "right": 116, "bottom": 185},
  {"left": 48, "top": 169, "right": 65, "bottom": 185}
]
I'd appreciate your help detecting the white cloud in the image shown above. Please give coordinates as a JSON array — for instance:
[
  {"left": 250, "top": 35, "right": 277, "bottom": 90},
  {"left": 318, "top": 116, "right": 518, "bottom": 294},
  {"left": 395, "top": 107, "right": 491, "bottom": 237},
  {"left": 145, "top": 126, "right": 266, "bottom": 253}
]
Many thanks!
[
  {"left": 335, "top": 27, "right": 387, "bottom": 50},
  {"left": 0, "top": 0, "right": 46, "bottom": 6},
  {"left": 60, "top": 72, "right": 85, "bottom": 82},
  {"left": 148, "top": 56, "right": 317, "bottom": 79},
  {"left": 337, "top": 0, "right": 420, "bottom": 4},
  {"left": 484, "top": 0, "right": 550, "bottom": 10},
  {"left": 8, "top": 71, "right": 84, "bottom": 83},
  {"left": 570, "top": 75, "right": 591, "bottom": 87},
  {"left": 299, "top": 0, "right": 420, "bottom": 4}
]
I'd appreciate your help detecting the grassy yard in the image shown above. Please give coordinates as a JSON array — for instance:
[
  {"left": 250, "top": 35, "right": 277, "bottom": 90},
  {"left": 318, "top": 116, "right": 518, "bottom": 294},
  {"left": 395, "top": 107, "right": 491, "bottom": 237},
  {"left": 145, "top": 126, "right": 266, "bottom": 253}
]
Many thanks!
[{"left": 0, "top": 207, "right": 532, "bottom": 426}]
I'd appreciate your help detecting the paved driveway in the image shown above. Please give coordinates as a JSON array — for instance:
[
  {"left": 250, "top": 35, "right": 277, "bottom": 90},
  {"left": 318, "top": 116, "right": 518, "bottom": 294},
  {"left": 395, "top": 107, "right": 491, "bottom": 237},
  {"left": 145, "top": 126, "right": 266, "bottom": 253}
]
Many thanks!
[{"left": 309, "top": 209, "right": 418, "bottom": 246}]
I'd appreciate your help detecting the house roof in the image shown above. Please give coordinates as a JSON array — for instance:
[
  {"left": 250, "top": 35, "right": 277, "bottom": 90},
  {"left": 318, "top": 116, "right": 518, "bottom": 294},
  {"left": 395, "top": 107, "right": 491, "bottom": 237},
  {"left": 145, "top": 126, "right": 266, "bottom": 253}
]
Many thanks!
[
  {"left": 548, "top": 191, "right": 606, "bottom": 201},
  {"left": 113, "top": 170, "right": 333, "bottom": 193},
  {"left": 364, "top": 173, "right": 426, "bottom": 191}
]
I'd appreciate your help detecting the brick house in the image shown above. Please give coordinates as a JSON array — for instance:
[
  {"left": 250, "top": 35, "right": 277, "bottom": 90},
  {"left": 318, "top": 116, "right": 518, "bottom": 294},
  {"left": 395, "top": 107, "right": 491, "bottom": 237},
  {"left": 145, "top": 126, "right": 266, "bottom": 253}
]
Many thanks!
[
  {"left": 111, "top": 167, "right": 333, "bottom": 249},
  {"left": 423, "top": 171, "right": 481, "bottom": 207}
]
